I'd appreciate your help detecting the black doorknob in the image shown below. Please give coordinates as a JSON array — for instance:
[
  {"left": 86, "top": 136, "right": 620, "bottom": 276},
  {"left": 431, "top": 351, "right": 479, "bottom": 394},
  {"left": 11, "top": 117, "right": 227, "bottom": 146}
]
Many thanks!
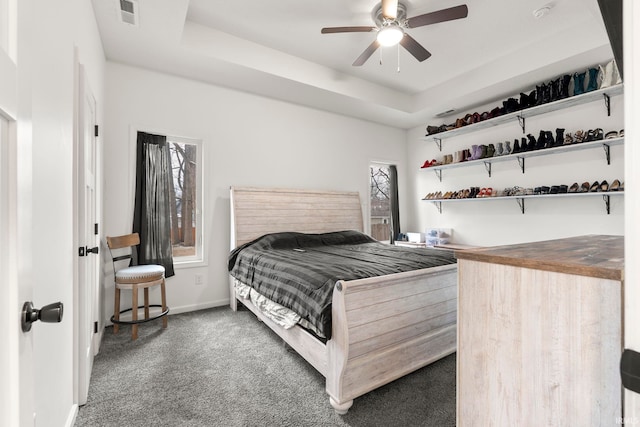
[
  {"left": 21, "top": 301, "right": 64, "bottom": 332},
  {"left": 86, "top": 246, "right": 99, "bottom": 254}
]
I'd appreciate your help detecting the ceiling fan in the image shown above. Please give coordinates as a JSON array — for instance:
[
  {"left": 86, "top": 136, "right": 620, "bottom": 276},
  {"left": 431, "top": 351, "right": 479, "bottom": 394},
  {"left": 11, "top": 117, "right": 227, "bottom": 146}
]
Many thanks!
[{"left": 321, "top": 0, "right": 468, "bottom": 66}]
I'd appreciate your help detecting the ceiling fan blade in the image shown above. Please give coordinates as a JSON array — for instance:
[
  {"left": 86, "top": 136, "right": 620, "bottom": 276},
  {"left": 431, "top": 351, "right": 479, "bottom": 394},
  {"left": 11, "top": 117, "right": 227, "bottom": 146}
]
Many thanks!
[
  {"left": 321, "top": 26, "right": 376, "bottom": 34},
  {"left": 400, "top": 34, "right": 432, "bottom": 62},
  {"left": 406, "top": 5, "right": 468, "bottom": 28},
  {"left": 381, "top": 0, "right": 399, "bottom": 20},
  {"left": 353, "top": 40, "right": 380, "bottom": 66}
]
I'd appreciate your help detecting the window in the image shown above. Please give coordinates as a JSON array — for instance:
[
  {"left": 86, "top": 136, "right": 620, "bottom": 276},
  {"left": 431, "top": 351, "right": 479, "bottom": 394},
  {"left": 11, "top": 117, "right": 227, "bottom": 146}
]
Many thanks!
[
  {"left": 167, "top": 136, "right": 203, "bottom": 263},
  {"left": 370, "top": 164, "right": 391, "bottom": 242}
]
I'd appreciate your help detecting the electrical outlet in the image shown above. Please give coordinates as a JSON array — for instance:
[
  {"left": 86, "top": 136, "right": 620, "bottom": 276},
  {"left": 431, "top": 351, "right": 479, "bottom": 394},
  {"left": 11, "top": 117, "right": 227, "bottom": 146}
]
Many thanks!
[{"left": 194, "top": 274, "right": 204, "bottom": 286}]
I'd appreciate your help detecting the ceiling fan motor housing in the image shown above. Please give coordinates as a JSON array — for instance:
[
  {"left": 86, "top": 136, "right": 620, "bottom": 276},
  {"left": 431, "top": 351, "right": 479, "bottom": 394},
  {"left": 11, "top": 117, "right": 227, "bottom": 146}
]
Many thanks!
[{"left": 373, "top": 2, "right": 408, "bottom": 28}]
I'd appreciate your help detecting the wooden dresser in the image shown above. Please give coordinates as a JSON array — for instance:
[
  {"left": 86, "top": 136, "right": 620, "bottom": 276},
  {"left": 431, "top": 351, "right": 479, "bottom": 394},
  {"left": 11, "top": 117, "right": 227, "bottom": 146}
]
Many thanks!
[{"left": 455, "top": 235, "right": 624, "bottom": 426}]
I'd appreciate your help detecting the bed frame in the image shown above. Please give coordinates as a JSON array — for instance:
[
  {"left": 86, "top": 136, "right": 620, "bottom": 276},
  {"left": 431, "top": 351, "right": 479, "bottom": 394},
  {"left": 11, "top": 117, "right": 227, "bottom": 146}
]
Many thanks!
[{"left": 229, "top": 186, "right": 457, "bottom": 414}]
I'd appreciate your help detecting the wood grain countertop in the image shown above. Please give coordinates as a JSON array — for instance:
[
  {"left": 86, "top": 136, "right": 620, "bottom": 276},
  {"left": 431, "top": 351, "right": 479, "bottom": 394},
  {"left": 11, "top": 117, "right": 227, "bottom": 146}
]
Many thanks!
[{"left": 454, "top": 234, "right": 624, "bottom": 281}]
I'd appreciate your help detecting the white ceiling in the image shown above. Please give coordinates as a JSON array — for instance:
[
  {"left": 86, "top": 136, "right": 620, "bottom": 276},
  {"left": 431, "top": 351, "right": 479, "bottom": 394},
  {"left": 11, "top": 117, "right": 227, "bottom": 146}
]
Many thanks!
[{"left": 91, "top": 0, "right": 614, "bottom": 129}]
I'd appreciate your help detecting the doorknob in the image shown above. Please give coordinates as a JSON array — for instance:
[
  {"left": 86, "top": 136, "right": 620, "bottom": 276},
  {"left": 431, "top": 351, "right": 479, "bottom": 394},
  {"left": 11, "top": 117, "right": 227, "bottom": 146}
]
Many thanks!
[
  {"left": 21, "top": 301, "right": 64, "bottom": 332},
  {"left": 86, "top": 246, "right": 99, "bottom": 254}
]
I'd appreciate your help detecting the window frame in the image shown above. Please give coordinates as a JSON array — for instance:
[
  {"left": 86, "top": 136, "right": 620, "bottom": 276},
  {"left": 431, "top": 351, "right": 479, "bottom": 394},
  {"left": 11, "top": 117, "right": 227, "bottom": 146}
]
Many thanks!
[{"left": 130, "top": 127, "right": 205, "bottom": 269}]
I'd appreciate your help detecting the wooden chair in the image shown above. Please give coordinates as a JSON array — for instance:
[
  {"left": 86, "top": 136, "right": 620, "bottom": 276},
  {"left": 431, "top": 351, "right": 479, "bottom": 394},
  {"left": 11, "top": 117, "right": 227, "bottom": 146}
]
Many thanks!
[{"left": 106, "top": 233, "right": 169, "bottom": 340}]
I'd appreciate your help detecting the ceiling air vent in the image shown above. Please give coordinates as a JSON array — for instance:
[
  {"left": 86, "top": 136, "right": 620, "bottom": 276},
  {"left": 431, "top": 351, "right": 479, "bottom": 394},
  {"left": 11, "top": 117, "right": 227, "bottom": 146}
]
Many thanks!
[{"left": 118, "top": 0, "right": 138, "bottom": 26}]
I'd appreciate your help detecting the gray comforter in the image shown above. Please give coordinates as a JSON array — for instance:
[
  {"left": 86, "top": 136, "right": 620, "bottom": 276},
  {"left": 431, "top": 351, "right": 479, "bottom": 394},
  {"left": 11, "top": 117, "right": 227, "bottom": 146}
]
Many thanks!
[{"left": 228, "top": 230, "right": 457, "bottom": 339}]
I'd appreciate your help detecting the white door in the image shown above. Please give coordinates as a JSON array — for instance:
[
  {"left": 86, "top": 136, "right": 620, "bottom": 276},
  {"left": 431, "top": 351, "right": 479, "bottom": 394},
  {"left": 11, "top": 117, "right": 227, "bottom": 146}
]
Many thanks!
[{"left": 75, "top": 63, "right": 100, "bottom": 406}]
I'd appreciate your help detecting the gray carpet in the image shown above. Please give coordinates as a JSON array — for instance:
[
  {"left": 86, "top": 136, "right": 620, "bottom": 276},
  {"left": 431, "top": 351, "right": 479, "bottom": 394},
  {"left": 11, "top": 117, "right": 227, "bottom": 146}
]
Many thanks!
[{"left": 74, "top": 306, "right": 455, "bottom": 427}]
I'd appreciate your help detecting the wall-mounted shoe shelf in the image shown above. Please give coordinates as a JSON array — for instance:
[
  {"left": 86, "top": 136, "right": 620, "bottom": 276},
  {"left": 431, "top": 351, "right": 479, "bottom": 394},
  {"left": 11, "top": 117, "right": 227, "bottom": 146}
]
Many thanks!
[
  {"left": 425, "top": 137, "right": 624, "bottom": 181},
  {"left": 422, "top": 84, "right": 624, "bottom": 151},
  {"left": 424, "top": 191, "right": 624, "bottom": 215}
]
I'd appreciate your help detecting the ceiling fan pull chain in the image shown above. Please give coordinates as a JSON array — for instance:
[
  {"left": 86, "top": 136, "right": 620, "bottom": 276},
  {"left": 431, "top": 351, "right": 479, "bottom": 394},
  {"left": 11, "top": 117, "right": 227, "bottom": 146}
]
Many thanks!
[
  {"left": 379, "top": 47, "right": 383, "bottom": 65},
  {"left": 397, "top": 44, "right": 401, "bottom": 73}
]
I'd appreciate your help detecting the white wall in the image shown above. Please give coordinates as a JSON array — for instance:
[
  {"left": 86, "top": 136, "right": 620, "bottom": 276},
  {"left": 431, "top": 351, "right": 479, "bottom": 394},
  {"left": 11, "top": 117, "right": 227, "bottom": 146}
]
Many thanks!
[
  {"left": 102, "top": 62, "right": 407, "bottom": 319},
  {"left": 406, "top": 82, "right": 624, "bottom": 246}
]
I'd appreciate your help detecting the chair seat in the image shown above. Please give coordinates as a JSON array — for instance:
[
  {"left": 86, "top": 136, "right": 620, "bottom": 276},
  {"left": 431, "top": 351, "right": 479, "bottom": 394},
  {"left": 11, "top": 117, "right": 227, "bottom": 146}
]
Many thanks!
[{"left": 116, "top": 264, "right": 165, "bottom": 281}]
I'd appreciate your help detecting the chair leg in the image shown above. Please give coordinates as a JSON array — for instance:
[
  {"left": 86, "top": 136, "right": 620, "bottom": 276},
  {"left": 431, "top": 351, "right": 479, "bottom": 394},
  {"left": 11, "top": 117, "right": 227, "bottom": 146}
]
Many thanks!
[
  {"left": 132, "top": 287, "right": 138, "bottom": 340},
  {"left": 161, "top": 279, "right": 168, "bottom": 329},
  {"left": 113, "top": 287, "right": 121, "bottom": 334},
  {"left": 144, "top": 288, "right": 150, "bottom": 319}
]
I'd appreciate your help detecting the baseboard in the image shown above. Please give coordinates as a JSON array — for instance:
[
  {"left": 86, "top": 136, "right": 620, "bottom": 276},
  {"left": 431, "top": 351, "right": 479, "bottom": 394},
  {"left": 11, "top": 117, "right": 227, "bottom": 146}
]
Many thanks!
[
  {"left": 65, "top": 404, "right": 78, "bottom": 427},
  {"left": 103, "top": 299, "right": 230, "bottom": 326},
  {"left": 167, "top": 299, "right": 229, "bottom": 315}
]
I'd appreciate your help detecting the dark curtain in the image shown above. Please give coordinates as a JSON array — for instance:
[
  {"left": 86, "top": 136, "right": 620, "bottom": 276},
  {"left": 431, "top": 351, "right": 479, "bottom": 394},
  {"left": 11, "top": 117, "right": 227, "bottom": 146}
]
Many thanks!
[
  {"left": 389, "top": 165, "right": 401, "bottom": 244},
  {"left": 132, "top": 131, "right": 175, "bottom": 277}
]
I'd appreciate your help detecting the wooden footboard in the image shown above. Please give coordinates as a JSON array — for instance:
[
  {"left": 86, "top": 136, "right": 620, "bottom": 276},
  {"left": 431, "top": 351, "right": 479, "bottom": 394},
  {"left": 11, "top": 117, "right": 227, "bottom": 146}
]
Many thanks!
[
  {"left": 230, "top": 262, "right": 457, "bottom": 414},
  {"left": 326, "top": 263, "right": 457, "bottom": 413}
]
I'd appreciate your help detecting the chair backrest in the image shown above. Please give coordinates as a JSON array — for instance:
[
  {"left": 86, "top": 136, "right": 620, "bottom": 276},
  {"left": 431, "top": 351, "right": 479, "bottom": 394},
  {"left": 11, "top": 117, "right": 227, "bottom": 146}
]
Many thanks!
[
  {"left": 106, "top": 233, "right": 140, "bottom": 250},
  {"left": 106, "top": 233, "right": 140, "bottom": 270}
]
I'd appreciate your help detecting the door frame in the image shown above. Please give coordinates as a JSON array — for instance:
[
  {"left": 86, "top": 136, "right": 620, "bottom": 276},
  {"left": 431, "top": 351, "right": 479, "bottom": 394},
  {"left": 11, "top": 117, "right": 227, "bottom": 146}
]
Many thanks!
[{"left": 73, "top": 58, "right": 101, "bottom": 406}]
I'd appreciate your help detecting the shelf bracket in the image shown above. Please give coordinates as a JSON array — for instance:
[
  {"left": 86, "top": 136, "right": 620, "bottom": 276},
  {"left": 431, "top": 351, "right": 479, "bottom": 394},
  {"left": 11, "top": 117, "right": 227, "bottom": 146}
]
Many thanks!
[
  {"left": 603, "top": 195, "right": 610, "bottom": 214},
  {"left": 517, "top": 115, "right": 525, "bottom": 133},
  {"left": 603, "top": 143, "right": 611, "bottom": 165},
  {"left": 434, "top": 169, "right": 442, "bottom": 182},
  {"left": 483, "top": 161, "right": 492, "bottom": 177},
  {"left": 604, "top": 93, "right": 611, "bottom": 116},
  {"left": 516, "top": 197, "right": 525, "bottom": 214},
  {"left": 516, "top": 156, "right": 525, "bottom": 173},
  {"left": 433, "top": 201, "right": 442, "bottom": 214},
  {"left": 433, "top": 137, "right": 442, "bottom": 152}
]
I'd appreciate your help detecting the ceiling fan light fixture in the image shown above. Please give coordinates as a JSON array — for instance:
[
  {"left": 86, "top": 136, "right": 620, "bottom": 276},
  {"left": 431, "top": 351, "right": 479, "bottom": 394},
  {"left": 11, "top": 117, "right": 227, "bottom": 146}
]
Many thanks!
[{"left": 377, "top": 24, "right": 404, "bottom": 46}]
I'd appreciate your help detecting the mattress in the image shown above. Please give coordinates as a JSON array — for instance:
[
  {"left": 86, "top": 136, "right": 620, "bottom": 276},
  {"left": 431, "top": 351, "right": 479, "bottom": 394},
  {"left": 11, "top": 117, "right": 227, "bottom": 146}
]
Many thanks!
[{"left": 228, "top": 230, "right": 457, "bottom": 339}]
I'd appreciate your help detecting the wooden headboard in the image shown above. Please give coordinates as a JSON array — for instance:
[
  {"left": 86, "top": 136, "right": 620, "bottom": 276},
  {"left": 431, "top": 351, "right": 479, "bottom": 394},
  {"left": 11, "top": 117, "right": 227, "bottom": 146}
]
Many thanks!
[{"left": 230, "top": 187, "right": 364, "bottom": 249}]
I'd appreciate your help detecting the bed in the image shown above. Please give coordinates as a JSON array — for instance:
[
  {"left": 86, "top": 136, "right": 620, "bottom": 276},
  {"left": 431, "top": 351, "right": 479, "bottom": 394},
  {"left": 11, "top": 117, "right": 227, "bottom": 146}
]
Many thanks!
[{"left": 228, "top": 186, "right": 458, "bottom": 414}]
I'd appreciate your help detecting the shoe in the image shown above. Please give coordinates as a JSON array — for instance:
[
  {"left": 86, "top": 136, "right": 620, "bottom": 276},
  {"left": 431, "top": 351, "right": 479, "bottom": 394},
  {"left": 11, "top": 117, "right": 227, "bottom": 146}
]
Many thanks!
[
  {"left": 540, "top": 186, "right": 550, "bottom": 194},
  {"left": 585, "top": 67, "right": 599, "bottom": 92},
  {"left": 536, "top": 131, "right": 546, "bottom": 150},
  {"left": 479, "top": 144, "right": 487, "bottom": 159},
  {"left": 564, "top": 132, "right": 574, "bottom": 145},
  {"left": 574, "top": 130, "right": 586, "bottom": 143},
  {"left": 559, "top": 74, "right": 572, "bottom": 99},
  {"left": 421, "top": 160, "right": 433, "bottom": 168},
  {"left": 599, "top": 59, "right": 622, "bottom": 89},
  {"left": 580, "top": 182, "right": 590, "bottom": 192},
  {"left": 555, "top": 128, "right": 565, "bottom": 147},
  {"left": 535, "top": 84, "right": 546, "bottom": 106},
  {"left": 469, "top": 145, "right": 479, "bottom": 160},
  {"left": 594, "top": 128, "right": 604, "bottom": 140},
  {"left": 512, "top": 139, "right": 521, "bottom": 154},
  {"left": 544, "top": 130, "right": 555, "bottom": 149},
  {"left": 605, "top": 131, "right": 618, "bottom": 139},
  {"left": 504, "top": 141, "right": 512, "bottom": 155},
  {"left": 527, "top": 134, "right": 537, "bottom": 151},
  {"left": 549, "top": 78, "right": 561, "bottom": 102},
  {"left": 486, "top": 144, "right": 495, "bottom": 158},
  {"left": 558, "top": 185, "right": 568, "bottom": 193},
  {"left": 550, "top": 186, "right": 559, "bottom": 194},
  {"left": 573, "top": 71, "right": 586, "bottom": 96},
  {"left": 568, "top": 183, "right": 579, "bottom": 193},
  {"left": 496, "top": 142, "right": 504, "bottom": 156},
  {"left": 600, "top": 180, "right": 609, "bottom": 192},
  {"left": 589, "top": 181, "right": 600, "bottom": 192},
  {"left": 620, "top": 129, "right": 625, "bottom": 137},
  {"left": 585, "top": 129, "right": 595, "bottom": 142},
  {"left": 610, "top": 179, "right": 621, "bottom": 191}
]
